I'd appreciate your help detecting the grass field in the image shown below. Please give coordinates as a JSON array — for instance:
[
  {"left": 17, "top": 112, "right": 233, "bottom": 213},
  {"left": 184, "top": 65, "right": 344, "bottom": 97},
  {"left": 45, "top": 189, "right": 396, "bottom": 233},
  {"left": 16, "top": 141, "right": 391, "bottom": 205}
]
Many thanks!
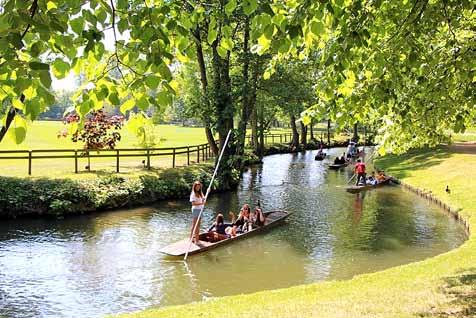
[
  {"left": 114, "top": 144, "right": 476, "bottom": 318},
  {"left": 0, "top": 121, "right": 344, "bottom": 178}
]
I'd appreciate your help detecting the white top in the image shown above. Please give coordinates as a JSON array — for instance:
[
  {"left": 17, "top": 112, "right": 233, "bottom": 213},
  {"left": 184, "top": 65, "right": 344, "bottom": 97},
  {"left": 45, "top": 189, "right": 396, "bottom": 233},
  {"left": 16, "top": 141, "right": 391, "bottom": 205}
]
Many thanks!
[{"left": 190, "top": 191, "right": 205, "bottom": 209}]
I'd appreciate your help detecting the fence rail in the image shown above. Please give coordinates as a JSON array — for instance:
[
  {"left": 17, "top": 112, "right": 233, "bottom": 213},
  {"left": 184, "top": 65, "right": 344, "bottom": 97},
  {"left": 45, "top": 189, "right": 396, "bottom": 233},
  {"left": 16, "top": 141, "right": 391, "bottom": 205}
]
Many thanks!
[
  {"left": 0, "top": 130, "right": 340, "bottom": 176},
  {"left": 0, "top": 143, "right": 216, "bottom": 175}
]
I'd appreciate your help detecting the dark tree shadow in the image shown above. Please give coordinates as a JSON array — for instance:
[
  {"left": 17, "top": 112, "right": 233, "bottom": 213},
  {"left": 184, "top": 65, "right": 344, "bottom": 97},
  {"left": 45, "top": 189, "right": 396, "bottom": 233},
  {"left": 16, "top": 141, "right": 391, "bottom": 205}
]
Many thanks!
[{"left": 418, "top": 268, "right": 476, "bottom": 317}]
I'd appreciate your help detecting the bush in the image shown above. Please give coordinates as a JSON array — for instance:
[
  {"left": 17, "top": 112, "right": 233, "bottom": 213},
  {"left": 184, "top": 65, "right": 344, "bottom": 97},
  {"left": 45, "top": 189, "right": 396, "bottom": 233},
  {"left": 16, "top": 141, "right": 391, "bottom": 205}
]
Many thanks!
[{"left": 0, "top": 164, "right": 220, "bottom": 219}]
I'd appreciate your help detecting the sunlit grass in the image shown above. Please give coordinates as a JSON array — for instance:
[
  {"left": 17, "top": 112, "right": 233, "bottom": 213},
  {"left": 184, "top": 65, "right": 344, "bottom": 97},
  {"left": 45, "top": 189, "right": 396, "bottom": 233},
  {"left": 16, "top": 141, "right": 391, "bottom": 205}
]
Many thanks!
[{"left": 113, "top": 145, "right": 476, "bottom": 318}]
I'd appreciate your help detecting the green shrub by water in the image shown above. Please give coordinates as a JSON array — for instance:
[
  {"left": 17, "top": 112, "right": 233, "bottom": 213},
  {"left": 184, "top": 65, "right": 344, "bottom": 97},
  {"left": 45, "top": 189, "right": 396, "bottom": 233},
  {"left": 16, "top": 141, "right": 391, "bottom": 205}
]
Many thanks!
[{"left": 0, "top": 164, "right": 219, "bottom": 218}]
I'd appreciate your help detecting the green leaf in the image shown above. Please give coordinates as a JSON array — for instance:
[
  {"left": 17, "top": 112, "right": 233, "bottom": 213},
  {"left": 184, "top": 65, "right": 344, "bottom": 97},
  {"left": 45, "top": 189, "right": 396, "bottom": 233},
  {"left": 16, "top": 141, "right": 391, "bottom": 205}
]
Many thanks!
[
  {"left": 145, "top": 75, "right": 160, "bottom": 90},
  {"left": 12, "top": 99, "right": 25, "bottom": 111},
  {"left": 120, "top": 98, "right": 135, "bottom": 113},
  {"left": 137, "top": 96, "right": 149, "bottom": 110},
  {"left": 225, "top": 0, "right": 237, "bottom": 16},
  {"left": 29, "top": 62, "right": 50, "bottom": 71},
  {"left": 217, "top": 46, "right": 228, "bottom": 59},
  {"left": 7, "top": 32, "right": 23, "bottom": 49},
  {"left": 30, "top": 42, "right": 42, "bottom": 57},
  {"left": 108, "top": 92, "right": 120, "bottom": 105},
  {"left": 47, "top": 1, "right": 58, "bottom": 11},
  {"left": 52, "top": 59, "right": 70, "bottom": 79},
  {"left": 243, "top": 0, "right": 258, "bottom": 15},
  {"left": 9, "top": 116, "right": 27, "bottom": 144},
  {"left": 39, "top": 70, "right": 52, "bottom": 88},
  {"left": 207, "top": 29, "right": 218, "bottom": 45},
  {"left": 156, "top": 90, "right": 173, "bottom": 107},
  {"left": 310, "top": 21, "right": 325, "bottom": 36},
  {"left": 70, "top": 17, "right": 84, "bottom": 35},
  {"left": 158, "top": 63, "right": 172, "bottom": 81}
]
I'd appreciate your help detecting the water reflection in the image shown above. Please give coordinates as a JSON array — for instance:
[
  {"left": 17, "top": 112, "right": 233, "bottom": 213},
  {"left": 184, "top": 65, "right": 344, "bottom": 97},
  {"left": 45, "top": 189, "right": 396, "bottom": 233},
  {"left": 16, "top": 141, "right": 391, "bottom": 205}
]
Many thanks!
[{"left": 0, "top": 148, "right": 467, "bottom": 318}]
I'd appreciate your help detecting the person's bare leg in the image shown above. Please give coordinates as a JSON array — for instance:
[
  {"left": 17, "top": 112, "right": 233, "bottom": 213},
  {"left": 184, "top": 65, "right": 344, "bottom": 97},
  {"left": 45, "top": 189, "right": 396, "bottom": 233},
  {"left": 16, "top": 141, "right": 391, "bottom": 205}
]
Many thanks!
[
  {"left": 190, "top": 217, "right": 197, "bottom": 243},
  {"left": 194, "top": 218, "right": 201, "bottom": 242}
]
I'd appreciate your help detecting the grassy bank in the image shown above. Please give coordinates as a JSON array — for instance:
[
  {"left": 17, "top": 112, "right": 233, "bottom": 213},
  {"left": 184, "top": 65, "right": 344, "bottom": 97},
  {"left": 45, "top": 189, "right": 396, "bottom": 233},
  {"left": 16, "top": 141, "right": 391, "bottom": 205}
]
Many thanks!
[{"left": 114, "top": 144, "right": 476, "bottom": 318}]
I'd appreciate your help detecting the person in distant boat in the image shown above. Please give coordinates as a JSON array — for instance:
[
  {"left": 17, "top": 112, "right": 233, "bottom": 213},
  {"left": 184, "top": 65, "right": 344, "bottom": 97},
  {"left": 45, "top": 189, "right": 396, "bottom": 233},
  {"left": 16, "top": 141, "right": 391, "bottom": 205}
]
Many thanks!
[
  {"left": 252, "top": 206, "right": 266, "bottom": 227},
  {"left": 376, "top": 170, "right": 387, "bottom": 183},
  {"left": 367, "top": 171, "right": 378, "bottom": 185},
  {"left": 230, "top": 204, "right": 251, "bottom": 236},
  {"left": 316, "top": 143, "right": 324, "bottom": 157},
  {"left": 207, "top": 213, "right": 230, "bottom": 242},
  {"left": 354, "top": 159, "right": 366, "bottom": 185},
  {"left": 190, "top": 181, "right": 205, "bottom": 243},
  {"left": 340, "top": 153, "right": 347, "bottom": 163},
  {"left": 333, "top": 156, "right": 340, "bottom": 164}
]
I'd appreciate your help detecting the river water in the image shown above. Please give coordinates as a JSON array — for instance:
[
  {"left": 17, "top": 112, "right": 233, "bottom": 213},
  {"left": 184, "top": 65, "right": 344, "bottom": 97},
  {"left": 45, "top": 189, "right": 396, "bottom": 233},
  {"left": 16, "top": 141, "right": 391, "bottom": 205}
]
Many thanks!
[{"left": 0, "top": 149, "right": 466, "bottom": 318}]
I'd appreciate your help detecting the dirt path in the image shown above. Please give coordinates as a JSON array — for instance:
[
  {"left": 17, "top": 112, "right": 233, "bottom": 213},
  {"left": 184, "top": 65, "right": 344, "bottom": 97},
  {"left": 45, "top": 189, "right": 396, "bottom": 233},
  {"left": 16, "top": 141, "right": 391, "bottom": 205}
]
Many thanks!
[{"left": 448, "top": 142, "right": 476, "bottom": 154}]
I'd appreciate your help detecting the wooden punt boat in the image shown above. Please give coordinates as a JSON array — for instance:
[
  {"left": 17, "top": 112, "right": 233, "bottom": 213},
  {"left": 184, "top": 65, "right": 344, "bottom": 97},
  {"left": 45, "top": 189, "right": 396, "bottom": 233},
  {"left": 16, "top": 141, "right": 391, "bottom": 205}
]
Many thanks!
[
  {"left": 314, "top": 153, "right": 326, "bottom": 161},
  {"left": 329, "top": 162, "right": 349, "bottom": 170},
  {"left": 160, "top": 210, "right": 291, "bottom": 257},
  {"left": 345, "top": 177, "right": 393, "bottom": 193}
]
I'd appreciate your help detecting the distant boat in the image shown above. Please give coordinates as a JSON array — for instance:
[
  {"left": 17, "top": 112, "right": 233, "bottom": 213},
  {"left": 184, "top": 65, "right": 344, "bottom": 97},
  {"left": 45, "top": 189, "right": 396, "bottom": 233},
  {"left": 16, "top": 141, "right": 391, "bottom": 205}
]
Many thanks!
[
  {"left": 345, "top": 177, "right": 393, "bottom": 193},
  {"left": 314, "top": 153, "right": 326, "bottom": 161},
  {"left": 160, "top": 210, "right": 291, "bottom": 257},
  {"left": 329, "top": 162, "right": 350, "bottom": 170}
]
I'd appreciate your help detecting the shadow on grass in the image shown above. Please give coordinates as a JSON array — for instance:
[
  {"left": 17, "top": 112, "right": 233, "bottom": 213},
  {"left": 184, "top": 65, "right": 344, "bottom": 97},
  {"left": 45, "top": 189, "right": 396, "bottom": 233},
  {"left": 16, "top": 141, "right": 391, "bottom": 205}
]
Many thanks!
[
  {"left": 375, "top": 146, "right": 451, "bottom": 179},
  {"left": 419, "top": 269, "right": 476, "bottom": 317}
]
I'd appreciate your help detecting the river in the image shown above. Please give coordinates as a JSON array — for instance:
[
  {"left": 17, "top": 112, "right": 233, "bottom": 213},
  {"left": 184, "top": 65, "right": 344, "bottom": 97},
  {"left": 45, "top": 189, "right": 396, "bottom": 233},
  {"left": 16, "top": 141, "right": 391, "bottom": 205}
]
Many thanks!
[{"left": 0, "top": 148, "right": 466, "bottom": 318}]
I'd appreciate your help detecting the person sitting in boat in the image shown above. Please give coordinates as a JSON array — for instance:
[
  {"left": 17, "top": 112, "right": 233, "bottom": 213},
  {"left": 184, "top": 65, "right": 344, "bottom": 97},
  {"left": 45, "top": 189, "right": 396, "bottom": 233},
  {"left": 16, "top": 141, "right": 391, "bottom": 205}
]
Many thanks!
[
  {"left": 230, "top": 204, "right": 251, "bottom": 236},
  {"left": 333, "top": 156, "right": 340, "bottom": 164},
  {"left": 340, "top": 153, "right": 347, "bottom": 163},
  {"left": 251, "top": 207, "right": 266, "bottom": 228},
  {"left": 376, "top": 170, "right": 387, "bottom": 183},
  {"left": 207, "top": 213, "right": 230, "bottom": 242},
  {"left": 367, "top": 171, "right": 378, "bottom": 185}
]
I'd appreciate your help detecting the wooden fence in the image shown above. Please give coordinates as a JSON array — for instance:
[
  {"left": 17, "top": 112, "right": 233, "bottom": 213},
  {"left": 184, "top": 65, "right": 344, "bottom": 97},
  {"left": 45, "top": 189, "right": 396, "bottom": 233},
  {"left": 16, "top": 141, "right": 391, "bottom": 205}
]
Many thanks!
[
  {"left": 0, "top": 143, "right": 214, "bottom": 175},
  {"left": 0, "top": 131, "right": 340, "bottom": 176}
]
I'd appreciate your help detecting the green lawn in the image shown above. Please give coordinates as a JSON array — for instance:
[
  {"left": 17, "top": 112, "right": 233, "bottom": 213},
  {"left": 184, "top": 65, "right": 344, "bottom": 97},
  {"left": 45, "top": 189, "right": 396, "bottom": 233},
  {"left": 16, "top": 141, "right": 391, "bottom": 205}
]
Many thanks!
[
  {"left": 114, "top": 144, "right": 476, "bottom": 318},
  {"left": 0, "top": 121, "right": 348, "bottom": 178}
]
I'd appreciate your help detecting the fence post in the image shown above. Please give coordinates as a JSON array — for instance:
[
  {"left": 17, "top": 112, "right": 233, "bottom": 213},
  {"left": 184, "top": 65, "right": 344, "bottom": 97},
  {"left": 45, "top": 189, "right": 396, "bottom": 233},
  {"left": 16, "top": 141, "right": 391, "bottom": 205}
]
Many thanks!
[
  {"left": 146, "top": 149, "right": 151, "bottom": 169},
  {"left": 116, "top": 150, "right": 120, "bottom": 173},
  {"left": 28, "top": 150, "right": 32, "bottom": 175},
  {"left": 197, "top": 145, "right": 200, "bottom": 163},
  {"left": 187, "top": 146, "right": 190, "bottom": 165},
  {"left": 172, "top": 148, "right": 176, "bottom": 168},
  {"left": 74, "top": 150, "right": 78, "bottom": 173}
]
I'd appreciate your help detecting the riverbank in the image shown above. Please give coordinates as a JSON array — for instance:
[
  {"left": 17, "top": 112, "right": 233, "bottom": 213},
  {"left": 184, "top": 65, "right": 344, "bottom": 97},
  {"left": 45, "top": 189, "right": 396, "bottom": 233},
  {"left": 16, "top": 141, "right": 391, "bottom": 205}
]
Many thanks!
[{"left": 114, "top": 144, "right": 475, "bottom": 318}]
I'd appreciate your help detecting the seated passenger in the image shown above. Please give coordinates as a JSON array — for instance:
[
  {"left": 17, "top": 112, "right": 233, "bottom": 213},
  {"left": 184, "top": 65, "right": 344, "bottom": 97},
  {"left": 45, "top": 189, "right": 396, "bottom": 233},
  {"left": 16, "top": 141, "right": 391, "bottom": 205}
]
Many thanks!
[
  {"left": 376, "top": 170, "right": 387, "bottom": 182},
  {"left": 334, "top": 157, "right": 340, "bottom": 164},
  {"left": 252, "top": 207, "right": 266, "bottom": 228},
  {"left": 367, "top": 171, "right": 378, "bottom": 185},
  {"left": 230, "top": 204, "right": 251, "bottom": 236},
  {"left": 207, "top": 213, "right": 230, "bottom": 242}
]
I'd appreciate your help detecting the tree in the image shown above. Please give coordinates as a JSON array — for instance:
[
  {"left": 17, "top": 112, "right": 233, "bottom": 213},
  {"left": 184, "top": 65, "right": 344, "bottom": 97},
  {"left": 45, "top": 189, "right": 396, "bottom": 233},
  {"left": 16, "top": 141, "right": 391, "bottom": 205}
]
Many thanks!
[{"left": 0, "top": 0, "right": 474, "bottom": 160}]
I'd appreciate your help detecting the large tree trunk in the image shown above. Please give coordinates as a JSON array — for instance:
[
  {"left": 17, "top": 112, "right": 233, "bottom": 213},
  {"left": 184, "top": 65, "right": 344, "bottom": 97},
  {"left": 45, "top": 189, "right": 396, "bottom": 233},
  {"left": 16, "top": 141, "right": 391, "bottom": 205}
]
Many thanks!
[
  {"left": 327, "top": 119, "right": 331, "bottom": 148},
  {"left": 194, "top": 27, "right": 218, "bottom": 155},
  {"left": 251, "top": 105, "right": 258, "bottom": 151},
  {"left": 310, "top": 119, "right": 315, "bottom": 141},
  {"left": 236, "top": 17, "right": 252, "bottom": 161},
  {"left": 353, "top": 122, "right": 359, "bottom": 142},
  {"left": 290, "top": 114, "right": 300, "bottom": 150},
  {"left": 211, "top": 42, "right": 236, "bottom": 189},
  {"left": 258, "top": 103, "right": 265, "bottom": 158},
  {"left": 300, "top": 122, "right": 307, "bottom": 147}
]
